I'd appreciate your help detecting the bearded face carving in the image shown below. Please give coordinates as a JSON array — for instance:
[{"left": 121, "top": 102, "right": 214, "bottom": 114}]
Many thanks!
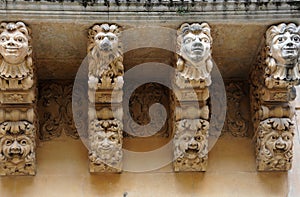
[
  {"left": 0, "top": 121, "right": 36, "bottom": 175},
  {"left": 176, "top": 23, "right": 213, "bottom": 87},
  {"left": 266, "top": 23, "right": 300, "bottom": 82},
  {"left": 173, "top": 119, "right": 209, "bottom": 171},
  {"left": 256, "top": 118, "right": 294, "bottom": 171},
  {"left": 89, "top": 119, "right": 123, "bottom": 171},
  {"left": 88, "top": 24, "right": 124, "bottom": 90}
]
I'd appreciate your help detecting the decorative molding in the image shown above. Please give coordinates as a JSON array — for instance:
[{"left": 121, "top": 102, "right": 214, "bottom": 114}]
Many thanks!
[
  {"left": 38, "top": 81, "right": 78, "bottom": 140},
  {"left": 0, "top": 121, "right": 36, "bottom": 175}
]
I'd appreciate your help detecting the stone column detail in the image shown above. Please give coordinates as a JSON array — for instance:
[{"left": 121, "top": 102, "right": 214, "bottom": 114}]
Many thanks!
[
  {"left": 87, "top": 24, "right": 124, "bottom": 173},
  {"left": 173, "top": 23, "right": 213, "bottom": 172},
  {"left": 0, "top": 22, "right": 37, "bottom": 175},
  {"left": 250, "top": 23, "right": 300, "bottom": 171}
]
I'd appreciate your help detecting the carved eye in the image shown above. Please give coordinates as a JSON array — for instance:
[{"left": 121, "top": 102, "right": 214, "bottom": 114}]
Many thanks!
[
  {"left": 108, "top": 36, "right": 115, "bottom": 41},
  {"left": 202, "top": 38, "right": 209, "bottom": 43},
  {"left": 0, "top": 36, "right": 7, "bottom": 42},
  {"left": 277, "top": 36, "right": 286, "bottom": 43},
  {"left": 292, "top": 35, "right": 300, "bottom": 43},
  {"left": 283, "top": 135, "right": 290, "bottom": 141},
  {"left": 97, "top": 36, "right": 104, "bottom": 41},
  {"left": 5, "top": 140, "right": 12, "bottom": 146},
  {"left": 195, "top": 136, "right": 202, "bottom": 141},
  {"left": 184, "top": 38, "right": 193, "bottom": 44},
  {"left": 109, "top": 135, "right": 117, "bottom": 141},
  {"left": 20, "top": 140, "right": 27, "bottom": 145},
  {"left": 16, "top": 37, "right": 24, "bottom": 43},
  {"left": 271, "top": 135, "right": 277, "bottom": 140},
  {"left": 183, "top": 136, "right": 190, "bottom": 141}
]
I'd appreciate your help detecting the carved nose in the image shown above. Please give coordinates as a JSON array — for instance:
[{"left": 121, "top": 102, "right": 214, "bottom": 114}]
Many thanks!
[
  {"left": 7, "top": 41, "right": 16, "bottom": 47},
  {"left": 192, "top": 42, "right": 203, "bottom": 48},
  {"left": 287, "top": 42, "right": 294, "bottom": 47},
  {"left": 10, "top": 141, "right": 21, "bottom": 153},
  {"left": 101, "top": 37, "right": 110, "bottom": 48}
]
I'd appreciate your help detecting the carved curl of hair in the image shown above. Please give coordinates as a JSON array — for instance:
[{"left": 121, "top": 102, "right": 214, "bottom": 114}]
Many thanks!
[{"left": 177, "top": 22, "right": 212, "bottom": 55}]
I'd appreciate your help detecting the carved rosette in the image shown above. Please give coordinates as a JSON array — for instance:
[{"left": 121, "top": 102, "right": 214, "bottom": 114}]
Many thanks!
[
  {"left": 250, "top": 23, "right": 300, "bottom": 171},
  {"left": 88, "top": 23, "right": 124, "bottom": 173},
  {"left": 173, "top": 22, "right": 213, "bottom": 172},
  {"left": 0, "top": 22, "right": 37, "bottom": 176}
]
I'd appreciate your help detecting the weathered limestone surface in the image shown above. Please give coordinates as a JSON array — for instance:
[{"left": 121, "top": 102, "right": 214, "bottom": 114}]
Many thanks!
[
  {"left": 250, "top": 23, "right": 300, "bottom": 171},
  {"left": 0, "top": 22, "right": 37, "bottom": 175},
  {"left": 173, "top": 22, "right": 212, "bottom": 172},
  {"left": 87, "top": 23, "right": 124, "bottom": 173}
]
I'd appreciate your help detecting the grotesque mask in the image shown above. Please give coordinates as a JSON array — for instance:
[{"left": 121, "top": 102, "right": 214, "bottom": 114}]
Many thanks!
[
  {"left": 0, "top": 22, "right": 31, "bottom": 65},
  {"left": 0, "top": 134, "right": 32, "bottom": 164},
  {"left": 178, "top": 23, "right": 212, "bottom": 63}
]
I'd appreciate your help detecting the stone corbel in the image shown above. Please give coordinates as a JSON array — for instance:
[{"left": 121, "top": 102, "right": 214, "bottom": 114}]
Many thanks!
[
  {"left": 250, "top": 23, "right": 300, "bottom": 171},
  {"left": 173, "top": 22, "right": 213, "bottom": 172},
  {"left": 87, "top": 23, "right": 124, "bottom": 173},
  {"left": 0, "top": 21, "right": 37, "bottom": 176}
]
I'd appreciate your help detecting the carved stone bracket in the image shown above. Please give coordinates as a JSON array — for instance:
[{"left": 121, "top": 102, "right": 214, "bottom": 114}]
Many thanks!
[
  {"left": 173, "top": 22, "right": 213, "bottom": 172},
  {"left": 87, "top": 23, "right": 124, "bottom": 173},
  {"left": 250, "top": 23, "right": 300, "bottom": 171},
  {"left": 0, "top": 21, "right": 37, "bottom": 176}
]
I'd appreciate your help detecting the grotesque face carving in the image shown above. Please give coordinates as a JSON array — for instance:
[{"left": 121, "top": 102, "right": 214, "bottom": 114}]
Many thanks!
[
  {"left": 267, "top": 23, "right": 300, "bottom": 65},
  {"left": 89, "top": 120, "right": 123, "bottom": 164},
  {"left": 0, "top": 22, "right": 31, "bottom": 64},
  {"left": 94, "top": 31, "right": 118, "bottom": 53},
  {"left": 178, "top": 23, "right": 212, "bottom": 63},
  {"left": 0, "top": 134, "right": 33, "bottom": 164},
  {"left": 264, "top": 130, "right": 293, "bottom": 155},
  {"left": 176, "top": 131, "right": 206, "bottom": 160}
]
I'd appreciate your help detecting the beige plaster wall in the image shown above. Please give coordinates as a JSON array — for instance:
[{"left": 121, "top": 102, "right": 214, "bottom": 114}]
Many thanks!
[{"left": 1, "top": 128, "right": 299, "bottom": 197}]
